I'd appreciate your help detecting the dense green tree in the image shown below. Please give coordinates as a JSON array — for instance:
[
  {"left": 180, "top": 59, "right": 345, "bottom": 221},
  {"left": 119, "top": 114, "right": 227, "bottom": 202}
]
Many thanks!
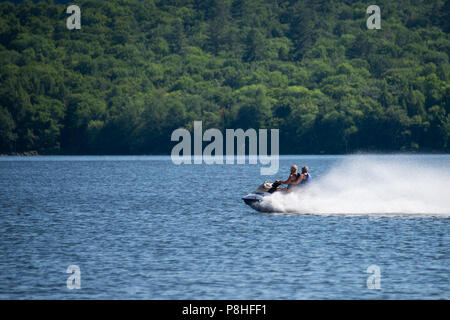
[{"left": 0, "top": 0, "right": 448, "bottom": 155}]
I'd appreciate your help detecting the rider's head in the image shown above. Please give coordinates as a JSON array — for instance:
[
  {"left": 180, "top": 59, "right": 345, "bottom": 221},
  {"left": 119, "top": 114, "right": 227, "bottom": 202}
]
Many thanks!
[
  {"left": 301, "top": 166, "right": 308, "bottom": 174},
  {"left": 290, "top": 165, "right": 298, "bottom": 174}
]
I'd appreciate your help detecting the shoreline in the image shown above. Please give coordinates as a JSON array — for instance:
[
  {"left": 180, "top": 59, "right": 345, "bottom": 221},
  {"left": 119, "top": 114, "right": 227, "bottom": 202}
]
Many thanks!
[
  {"left": 1, "top": 151, "right": 450, "bottom": 157},
  {"left": 0, "top": 151, "right": 39, "bottom": 157}
]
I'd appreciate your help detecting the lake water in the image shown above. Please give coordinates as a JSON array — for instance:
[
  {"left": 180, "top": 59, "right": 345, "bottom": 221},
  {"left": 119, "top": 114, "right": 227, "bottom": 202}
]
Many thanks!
[{"left": 0, "top": 155, "right": 448, "bottom": 299}]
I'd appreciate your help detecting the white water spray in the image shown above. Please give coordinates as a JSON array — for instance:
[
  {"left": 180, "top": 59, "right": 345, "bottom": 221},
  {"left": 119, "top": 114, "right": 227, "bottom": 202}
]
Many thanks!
[{"left": 261, "top": 156, "right": 450, "bottom": 216}]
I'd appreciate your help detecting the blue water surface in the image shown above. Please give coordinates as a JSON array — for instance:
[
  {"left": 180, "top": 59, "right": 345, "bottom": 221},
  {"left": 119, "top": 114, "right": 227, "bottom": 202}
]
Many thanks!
[{"left": 0, "top": 155, "right": 448, "bottom": 299}]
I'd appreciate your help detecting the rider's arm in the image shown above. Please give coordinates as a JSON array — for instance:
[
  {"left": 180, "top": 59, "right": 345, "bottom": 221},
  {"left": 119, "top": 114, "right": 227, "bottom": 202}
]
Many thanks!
[
  {"left": 280, "top": 174, "right": 295, "bottom": 185},
  {"left": 291, "top": 174, "right": 304, "bottom": 185}
]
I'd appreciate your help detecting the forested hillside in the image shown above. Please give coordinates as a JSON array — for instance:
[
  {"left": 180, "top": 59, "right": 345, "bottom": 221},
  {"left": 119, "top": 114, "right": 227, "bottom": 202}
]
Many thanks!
[{"left": 0, "top": 0, "right": 449, "bottom": 154}]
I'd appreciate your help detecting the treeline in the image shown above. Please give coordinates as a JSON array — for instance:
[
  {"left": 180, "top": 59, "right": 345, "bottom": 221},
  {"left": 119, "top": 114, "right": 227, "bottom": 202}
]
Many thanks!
[{"left": 0, "top": 0, "right": 449, "bottom": 154}]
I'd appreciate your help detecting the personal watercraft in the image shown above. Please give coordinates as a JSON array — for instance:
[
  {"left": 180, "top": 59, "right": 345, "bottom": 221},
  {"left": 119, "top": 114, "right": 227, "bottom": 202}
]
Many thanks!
[{"left": 242, "top": 181, "right": 278, "bottom": 212}]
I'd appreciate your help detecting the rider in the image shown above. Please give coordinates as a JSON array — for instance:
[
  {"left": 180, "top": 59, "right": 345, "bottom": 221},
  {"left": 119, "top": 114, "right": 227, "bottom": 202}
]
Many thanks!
[
  {"left": 268, "top": 165, "right": 311, "bottom": 193},
  {"left": 298, "top": 166, "right": 311, "bottom": 185}
]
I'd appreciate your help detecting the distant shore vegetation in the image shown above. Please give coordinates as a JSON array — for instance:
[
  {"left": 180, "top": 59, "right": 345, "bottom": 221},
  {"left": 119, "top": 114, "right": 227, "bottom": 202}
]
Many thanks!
[{"left": 0, "top": 0, "right": 449, "bottom": 154}]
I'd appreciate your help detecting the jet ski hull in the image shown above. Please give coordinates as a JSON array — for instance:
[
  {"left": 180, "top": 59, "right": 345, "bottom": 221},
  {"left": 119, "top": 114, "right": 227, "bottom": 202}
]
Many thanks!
[
  {"left": 242, "top": 182, "right": 284, "bottom": 212},
  {"left": 242, "top": 192, "right": 274, "bottom": 212}
]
